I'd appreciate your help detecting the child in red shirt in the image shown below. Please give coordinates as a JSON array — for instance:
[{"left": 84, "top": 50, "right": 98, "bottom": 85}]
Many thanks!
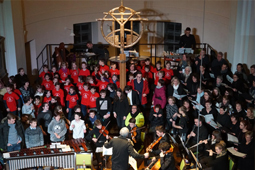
[
  {"left": 51, "top": 65, "right": 58, "bottom": 78},
  {"left": 154, "top": 71, "right": 166, "bottom": 85},
  {"left": 70, "top": 62, "right": 79, "bottom": 84},
  {"left": 79, "top": 62, "right": 90, "bottom": 77},
  {"left": 39, "top": 65, "right": 50, "bottom": 81},
  {"left": 99, "top": 59, "right": 109, "bottom": 74},
  {"left": 52, "top": 83, "right": 65, "bottom": 107},
  {"left": 80, "top": 83, "right": 91, "bottom": 117},
  {"left": 127, "top": 73, "right": 134, "bottom": 86},
  {"left": 109, "top": 63, "right": 120, "bottom": 76},
  {"left": 162, "top": 61, "right": 174, "bottom": 85},
  {"left": 88, "top": 86, "right": 99, "bottom": 109},
  {"left": 76, "top": 76, "right": 85, "bottom": 92},
  {"left": 153, "top": 61, "right": 162, "bottom": 80},
  {"left": 66, "top": 86, "right": 79, "bottom": 120},
  {"left": 41, "top": 73, "right": 54, "bottom": 91},
  {"left": 97, "top": 76, "right": 109, "bottom": 91},
  {"left": 142, "top": 65, "right": 153, "bottom": 84},
  {"left": 58, "top": 62, "right": 70, "bottom": 82},
  {"left": 142, "top": 58, "right": 154, "bottom": 72},
  {"left": 3, "top": 84, "right": 21, "bottom": 116},
  {"left": 43, "top": 90, "right": 52, "bottom": 103},
  {"left": 64, "top": 78, "right": 74, "bottom": 94},
  {"left": 110, "top": 74, "right": 120, "bottom": 88}
]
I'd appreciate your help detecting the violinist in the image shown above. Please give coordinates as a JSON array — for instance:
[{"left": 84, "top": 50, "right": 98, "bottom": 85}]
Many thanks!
[
  {"left": 150, "top": 142, "right": 175, "bottom": 170},
  {"left": 85, "top": 119, "right": 109, "bottom": 169},
  {"left": 148, "top": 126, "right": 171, "bottom": 156},
  {"left": 127, "top": 118, "right": 141, "bottom": 151}
]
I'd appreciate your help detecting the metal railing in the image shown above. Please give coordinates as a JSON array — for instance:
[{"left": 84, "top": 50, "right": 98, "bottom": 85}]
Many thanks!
[{"left": 36, "top": 43, "right": 217, "bottom": 73}]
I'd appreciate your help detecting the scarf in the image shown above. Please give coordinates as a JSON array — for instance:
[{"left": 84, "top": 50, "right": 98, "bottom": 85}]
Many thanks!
[
  {"left": 131, "top": 111, "right": 140, "bottom": 118},
  {"left": 173, "top": 84, "right": 179, "bottom": 90},
  {"left": 62, "top": 68, "right": 68, "bottom": 73},
  {"left": 90, "top": 115, "right": 97, "bottom": 125}
]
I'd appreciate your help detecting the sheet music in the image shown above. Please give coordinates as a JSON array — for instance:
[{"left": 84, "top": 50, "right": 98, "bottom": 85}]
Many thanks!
[
  {"left": 200, "top": 114, "right": 214, "bottom": 123},
  {"left": 95, "top": 147, "right": 103, "bottom": 153},
  {"left": 129, "top": 156, "right": 138, "bottom": 170},
  {"left": 227, "top": 133, "right": 239, "bottom": 143},
  {"left": 226, "top": 75, "right": 233, "bottom": 84},
  {"left": 173, "top": 93, "right": 187, "bottom": 100},
  {"left": 208, "top": 120, "right": 219, "bottom": 129},
  {"left": 102, "top": 146, "right": 113, "bottom": 156},
  {"left": 227, "top": 147, "right": 246, "bottom": 157},
  {"left": 195, "top": 104, "right": 204, "bottom": 111}
]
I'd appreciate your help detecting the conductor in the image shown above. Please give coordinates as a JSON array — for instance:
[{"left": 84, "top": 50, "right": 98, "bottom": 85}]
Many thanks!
[{"left": 104, "top": 127, "right": 149, "bottom": 170}]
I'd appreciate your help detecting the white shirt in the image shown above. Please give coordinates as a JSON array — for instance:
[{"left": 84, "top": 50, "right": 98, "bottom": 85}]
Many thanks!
[
  {"left": 127, "top": 91, "right": 133, "bottom": 105},
  {"left": 69, "top": 119, "right": 86, "bottom": 139}
]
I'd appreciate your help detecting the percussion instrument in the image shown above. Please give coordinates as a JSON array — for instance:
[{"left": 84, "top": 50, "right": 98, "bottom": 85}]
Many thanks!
[{"left": 4, "top": 138, "right": 89, "bottom": 170}]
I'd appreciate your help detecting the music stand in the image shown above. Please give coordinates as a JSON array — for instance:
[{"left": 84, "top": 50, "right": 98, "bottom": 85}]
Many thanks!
[{"left": 189, "top": 150, "right": 202, "bottom": 170}]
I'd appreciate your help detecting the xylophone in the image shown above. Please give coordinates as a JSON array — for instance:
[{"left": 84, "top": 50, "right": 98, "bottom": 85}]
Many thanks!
[{"left": 4, "top": 138, "right": 89, "bottom": 170}]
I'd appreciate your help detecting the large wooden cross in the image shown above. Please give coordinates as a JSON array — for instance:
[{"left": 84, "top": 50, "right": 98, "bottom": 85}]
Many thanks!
[{"left": 97, "top": 0, "right": 147, "bottom": 89}]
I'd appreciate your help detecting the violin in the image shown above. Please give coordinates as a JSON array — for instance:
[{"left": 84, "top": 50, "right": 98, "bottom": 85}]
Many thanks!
[
  {"left": 146, "top": 136, "right": 162, "bottom": 152},
  {"left": 99, "top": 126, "right": 109, "bottom": 137}
]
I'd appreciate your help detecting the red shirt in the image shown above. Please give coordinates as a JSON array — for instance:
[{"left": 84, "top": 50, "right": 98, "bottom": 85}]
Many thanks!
[
  {"left": 41, "top": 80, "right": 54, "bottom": 91},
  {"left": 39, "top": 71, "right": 50, "bottom": 81},
  {"left": 13, "top": 89, "right": 21, "bottom": 96},
  {"left": 142, "top": 65, "right": 154, "bottom": 72},
  {"left": 127, "top": 81, "right": 132, "bottom": 86},
  {"left": 89, "top": 92, "right": 100, "bottom": 108},
  {"left": 3, "top": 92, "right": 19, "bottom": 112},
  {"left": 99, "top": 65, "right": 109, "bottom": 74},
  {"left": 162, "top": 68, "right": 174, "bottom": 80},
  {"left": 79, "top": 69, "right": 90, "bottom": 77},
  {"left": 76, "top": 82, "right": 84, "bottom": 92},
  {"left": 64, "top": 84, "right": 74, "bottom": 93},
  {"left": 52, "top": 89, "right": 65, "bottom": 106},
  {"left": 109, "top": 69, "right": 120, "bottom": 76},
  {"left": 58, "top": 69, "right": 70, "bottom": 81},
  {"left": 153, "top": 68, "right": 162, "bottom": 78},
  {"left": 70, "top": 69, "right": 79, "bottom": 84},
  {"left": 43, "top": 96, "right": 52, "bottom": 103},
  {"left": 96, "top": 81, "right": 109, "bottom": 91},
  {"left": 142, "top": 70, "right": 153, "bottom": 82},
  {"left": 80, "top": 90, "right": 91, "bottom": 106},
  {"left": 154, "top": 77, "right": 166, "bottom": 85},
  {"left": 66, "top": 94, "right": 79, "bottom": 109}
]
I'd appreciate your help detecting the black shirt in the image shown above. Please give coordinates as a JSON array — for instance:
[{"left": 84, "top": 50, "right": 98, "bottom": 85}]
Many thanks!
[{"left": 179, "top": 34, "right": 196, "bottom": 48}]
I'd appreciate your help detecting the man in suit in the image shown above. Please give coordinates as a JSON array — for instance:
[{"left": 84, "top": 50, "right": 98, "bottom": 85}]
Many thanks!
[
  {"left": 179, "top": 27, "right": 196, "bottom": 49},
  {"left": 104, "top": 127, "right": 149, "bottom": 170}
]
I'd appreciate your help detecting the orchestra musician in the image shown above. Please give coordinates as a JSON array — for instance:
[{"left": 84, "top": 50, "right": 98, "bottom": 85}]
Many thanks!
[
  {"left": 186, "top": 117, "right": 208, "bottom": 152},
  {"left": 85, "top": 119, "right": 109, "bottom": 169},
  {"left": 152, "top": 142, "right": 175, "bottom": 170},
  {"left": 147, "top": 126, "right": 172, "bottom": 156},
  {"left": 127, "top": 118, "right": 141, "bottom": 151},
  {"left": 104, "top": 127, "right": 149, "bottom": 170}
]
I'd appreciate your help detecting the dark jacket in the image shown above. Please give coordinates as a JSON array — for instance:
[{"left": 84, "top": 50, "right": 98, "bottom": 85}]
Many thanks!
[
  {"left": 104, "top": 136, "right": 145, "bottom": 170},
  {"left": 0, "top": 118, "right": 25, "bottom": 150},
  {"left": 216, "top": 113, "right": 232, "bottom": 129},
  {"left": 85, "top": 126, "right": 107, "bottom": 147},
  {"left": 113, "top": 97, "right": 129, "bottom": 118},
  {"left": 149, "top": 108, "right": 164, "bottom": 128},
  {"left": 208, "top": 152, "right": 229, "bottom": 170},
  {"left": 160, "top": 152, "right": 175, "bottom": 170},
  {"left": 167, "top": 83, "right": 186, "bottom": 97},
  {"left": 127, "top": 90, "right": 140, "bottom": 106},
  {"left": 14, "top": 74, "right": 29, "bottom": 89},
  {"left": 152, "top": 133, "right": 171, "bottom": 156},
  {"left": 238, "top": 139, "right": 254, "bottom": 170}
]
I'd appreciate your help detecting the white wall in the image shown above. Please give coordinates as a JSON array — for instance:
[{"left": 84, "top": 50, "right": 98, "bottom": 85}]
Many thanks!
[{"left": 22, "top": 0, "right": 235, "bottom": 71}]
